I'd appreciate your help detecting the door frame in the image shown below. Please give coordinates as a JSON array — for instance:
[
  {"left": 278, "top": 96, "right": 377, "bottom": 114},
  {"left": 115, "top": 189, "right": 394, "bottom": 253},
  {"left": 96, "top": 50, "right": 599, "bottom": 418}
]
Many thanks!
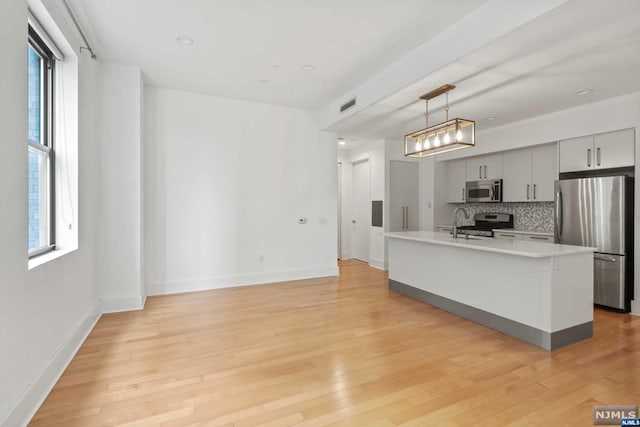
[{"left": 337, "top": 162, "right": 342, "bottom": 260}]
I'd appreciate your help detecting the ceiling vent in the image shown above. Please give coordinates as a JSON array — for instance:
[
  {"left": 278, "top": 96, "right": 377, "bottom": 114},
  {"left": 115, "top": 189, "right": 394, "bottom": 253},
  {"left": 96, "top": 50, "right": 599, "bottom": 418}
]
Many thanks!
[{"left": 340, "top": 98, "right": 356, "bottom": 113}]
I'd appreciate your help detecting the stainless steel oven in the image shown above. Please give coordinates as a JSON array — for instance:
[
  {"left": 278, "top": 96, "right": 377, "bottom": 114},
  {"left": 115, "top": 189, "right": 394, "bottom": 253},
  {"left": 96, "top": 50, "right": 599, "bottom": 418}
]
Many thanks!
[{"left": 466, "top": 179, "right": 502, "bottom": 203}]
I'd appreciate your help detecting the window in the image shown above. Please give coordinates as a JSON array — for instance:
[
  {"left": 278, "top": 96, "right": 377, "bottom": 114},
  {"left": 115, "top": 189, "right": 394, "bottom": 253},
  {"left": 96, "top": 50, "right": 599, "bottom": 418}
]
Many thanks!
[{"left": 28, "top": 26, "right": 55, "bottom": 257}]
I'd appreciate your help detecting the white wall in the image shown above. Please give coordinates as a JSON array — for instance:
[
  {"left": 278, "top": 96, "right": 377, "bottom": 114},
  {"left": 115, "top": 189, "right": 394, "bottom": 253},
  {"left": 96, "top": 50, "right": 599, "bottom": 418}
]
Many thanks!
[
  {"left": 143, "top": 88, "right": 338, "bottom": 294},
  {"left": 430, "top": 92, "right": 640, "bottom": 315},
  {"left": 95, "top": 63, "right": 145, "bottom": 312},
  {"left": 0, "top": 0, "right": 101, "bottom": 425}
]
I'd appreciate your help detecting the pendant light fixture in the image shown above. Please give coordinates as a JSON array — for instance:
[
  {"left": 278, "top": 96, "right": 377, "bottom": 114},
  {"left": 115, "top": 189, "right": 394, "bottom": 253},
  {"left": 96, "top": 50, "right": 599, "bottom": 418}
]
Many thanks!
[{"left": 404, "top": 84, "right": 475, "bottom": 157}]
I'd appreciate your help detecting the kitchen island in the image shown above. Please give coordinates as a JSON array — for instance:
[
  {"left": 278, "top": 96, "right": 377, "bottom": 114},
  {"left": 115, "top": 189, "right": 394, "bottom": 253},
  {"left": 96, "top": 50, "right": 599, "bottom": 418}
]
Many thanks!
[{"left": 385, "top": 231, "right": 596, "bottom": 350}]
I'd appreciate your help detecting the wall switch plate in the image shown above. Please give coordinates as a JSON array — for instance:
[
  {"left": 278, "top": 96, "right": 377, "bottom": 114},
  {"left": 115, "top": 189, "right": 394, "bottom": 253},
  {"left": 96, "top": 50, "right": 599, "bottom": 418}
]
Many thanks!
[{"left": 298, "top": 218, "right": 307, "bottom": 224}]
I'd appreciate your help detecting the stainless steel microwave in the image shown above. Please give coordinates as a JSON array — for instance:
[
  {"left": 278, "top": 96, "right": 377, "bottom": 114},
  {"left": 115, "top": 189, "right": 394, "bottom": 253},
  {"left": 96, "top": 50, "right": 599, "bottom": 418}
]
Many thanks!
[{"left": 466, "top": 179, "right": 502, "bottom": 202}]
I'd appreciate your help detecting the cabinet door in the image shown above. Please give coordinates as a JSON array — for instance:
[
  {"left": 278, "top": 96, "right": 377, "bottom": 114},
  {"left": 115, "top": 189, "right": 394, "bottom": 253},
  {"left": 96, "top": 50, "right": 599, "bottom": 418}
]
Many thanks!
[
  {"left": 446, "top": 159, "right": 467, "bottom": 203},
  {"left": 483, "top": 154, "right": 503, "bottom": 180},
  {"left": 531, "top": 144, "right": 557, "bottom": 202},
  {"left": 559, "top": 135, "right": 594, "bottom": 172},
  {"left": 465, "top": 157, "right": 484, "bottom": 180},
  {"left": 594, "top": 128, "right": 635, "bottom": 169},
  {"left": 502, "top": 150, "right": 532, "bottom": 202},
  {"left": 389, "top": 161, "right": 419, "bottom": 231}
]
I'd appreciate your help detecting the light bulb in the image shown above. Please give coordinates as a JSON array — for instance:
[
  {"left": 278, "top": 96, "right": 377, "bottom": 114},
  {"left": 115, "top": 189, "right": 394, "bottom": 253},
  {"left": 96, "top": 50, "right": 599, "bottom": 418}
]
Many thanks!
[
  {"left": 415, "top": 141, "right": 421, "bottom": 151},
  {"left": 423, "top": 138, "right": 430, "bottom": 149},
  {"left": 443, "top": 132, "right": 451, "bottom": 144},
  {"left": 434, "top": 135, "right": 440, "bottom": 147},
  {"left": 456, "top": 130, "right": 463, "bottom": 141}
]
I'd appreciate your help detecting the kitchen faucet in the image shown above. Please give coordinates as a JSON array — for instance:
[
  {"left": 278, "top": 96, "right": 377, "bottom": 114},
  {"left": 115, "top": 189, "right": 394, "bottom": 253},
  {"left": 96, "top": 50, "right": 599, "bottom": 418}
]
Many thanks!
[{"left": 452, "top": 207, "right": 470, "bottom": 239}]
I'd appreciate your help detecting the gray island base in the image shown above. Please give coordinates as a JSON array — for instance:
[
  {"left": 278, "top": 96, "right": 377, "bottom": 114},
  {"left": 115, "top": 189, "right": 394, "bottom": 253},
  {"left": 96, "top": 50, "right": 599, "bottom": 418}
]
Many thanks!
[{"left": 385, "top": 231, "right": 597, "bottom": 351}]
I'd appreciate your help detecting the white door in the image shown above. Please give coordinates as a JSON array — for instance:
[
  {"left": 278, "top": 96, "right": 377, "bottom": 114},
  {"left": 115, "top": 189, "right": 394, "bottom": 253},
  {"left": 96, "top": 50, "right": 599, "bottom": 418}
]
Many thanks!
[
  {"left": 351, "top": 159, "right": 370, "bottom": 263},
  {"left": 390, "top": 161, "right": 419, "bottom": 231}
]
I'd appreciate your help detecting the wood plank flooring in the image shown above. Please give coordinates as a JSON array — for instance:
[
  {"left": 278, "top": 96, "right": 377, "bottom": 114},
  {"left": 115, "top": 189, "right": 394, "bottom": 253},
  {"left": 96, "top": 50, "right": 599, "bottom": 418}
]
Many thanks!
[{"left": 31, "top": 260, "right": 640, "bottom": 426}]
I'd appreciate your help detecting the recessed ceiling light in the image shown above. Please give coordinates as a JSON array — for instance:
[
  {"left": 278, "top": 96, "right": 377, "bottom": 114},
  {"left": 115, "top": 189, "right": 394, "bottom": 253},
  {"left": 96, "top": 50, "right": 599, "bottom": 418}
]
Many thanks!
[
  {"left": 175, "top": 35, "right": 193, "bottom": 45},
  {"left": 301, "top": 64, "right": 314, "bottom": 71},
  {"left": 259, "top": 79, "right": 269, "bottom": 84},
  {"left": 484, "top": 116, "right": 497, "bottom": 121},
  {"left": 338, "top": 138, "right": 346, "bottom": 146},
  {"left": 574, "top": 89, "right": 594, "bottom": 96}
]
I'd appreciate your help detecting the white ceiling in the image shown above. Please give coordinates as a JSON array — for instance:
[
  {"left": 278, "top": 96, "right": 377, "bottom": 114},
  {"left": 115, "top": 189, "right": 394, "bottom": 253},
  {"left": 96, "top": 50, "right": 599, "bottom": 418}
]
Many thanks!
[
  {"left": 328, "top": 0, "right": 640, "bottom": 139},
  {"left": 69, "top": 0, "right": 640, "bottom": 143},
  {"left": 71, "top": 0, "right": 487, "bottom": 109}
]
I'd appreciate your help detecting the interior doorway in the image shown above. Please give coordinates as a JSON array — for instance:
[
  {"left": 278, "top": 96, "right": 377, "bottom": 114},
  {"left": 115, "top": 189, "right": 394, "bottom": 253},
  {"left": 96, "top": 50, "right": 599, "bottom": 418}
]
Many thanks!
[{"left": 351, "top": 159, "right": 370, "bottom": 263}]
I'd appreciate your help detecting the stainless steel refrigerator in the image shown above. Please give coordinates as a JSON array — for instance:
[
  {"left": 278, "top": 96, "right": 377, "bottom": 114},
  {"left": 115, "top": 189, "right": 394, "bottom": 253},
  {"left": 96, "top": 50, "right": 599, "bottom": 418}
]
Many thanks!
[{"left": 554, "top": 176, "right": 634, "bottom": 311}]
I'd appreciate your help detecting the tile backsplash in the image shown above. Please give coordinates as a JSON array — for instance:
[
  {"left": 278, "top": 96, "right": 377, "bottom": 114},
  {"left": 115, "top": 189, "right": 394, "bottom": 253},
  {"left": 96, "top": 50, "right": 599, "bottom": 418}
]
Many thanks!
[{"left": 458, "top": 202, "right": 554, "bottom": 232}]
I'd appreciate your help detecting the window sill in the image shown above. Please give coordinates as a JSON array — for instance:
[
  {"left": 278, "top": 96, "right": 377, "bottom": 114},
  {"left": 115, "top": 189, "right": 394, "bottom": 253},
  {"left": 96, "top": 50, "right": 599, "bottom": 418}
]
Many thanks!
[{"left": 28, "top": 247, "right": 76, "bottom": 270}]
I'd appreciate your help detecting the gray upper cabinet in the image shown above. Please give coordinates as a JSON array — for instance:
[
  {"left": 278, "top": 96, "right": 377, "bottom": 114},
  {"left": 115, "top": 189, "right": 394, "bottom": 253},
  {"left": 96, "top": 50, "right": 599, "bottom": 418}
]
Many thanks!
[
  {"left": 466, "top": 154, "right": 502, "bottom": 180},
  {"left": 502, "top": 144, "right": 557, "bottom": 202},
  {"left": 445, "top": 159, "right": 466, "bottom": 203},
  {"left": 559, "top": 128, "right": 634, "bottom": 173}
]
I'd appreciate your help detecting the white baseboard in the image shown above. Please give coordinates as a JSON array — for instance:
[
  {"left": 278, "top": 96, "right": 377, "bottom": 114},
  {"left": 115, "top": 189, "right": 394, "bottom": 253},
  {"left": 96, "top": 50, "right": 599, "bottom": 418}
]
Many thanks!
[
  {"left": 100, "top": 294, "right": 146, "bottom": 314},
  {"left": 147, "top": 266, "right": 339, "bottom": 296},
  {"left": 1, "top": 304, "right": 101, "bottom": 427},
  {"left": 369, "top": 258, "right": 387, "bottom": 271},
  {"left": 631, "top": 300, "right": 640, "bottom": 317}
]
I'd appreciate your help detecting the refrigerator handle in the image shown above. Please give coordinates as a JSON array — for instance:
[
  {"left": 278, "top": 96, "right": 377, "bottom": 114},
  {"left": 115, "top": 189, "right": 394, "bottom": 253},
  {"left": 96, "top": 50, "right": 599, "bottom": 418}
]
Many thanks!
[
  {"left": 594, "top": 253, "right": 617, "bottom": 262},
  {"left": 555, "top": 188, "right": 563, "bottom": 240}
]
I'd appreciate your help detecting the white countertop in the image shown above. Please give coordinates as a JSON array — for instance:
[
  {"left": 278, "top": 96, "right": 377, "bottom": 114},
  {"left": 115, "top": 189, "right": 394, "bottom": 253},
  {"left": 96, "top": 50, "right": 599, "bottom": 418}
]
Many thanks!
[
  {"left": 492, "top": 228, "right": 554, "bottom": 237},
  {"left": 385, "top": 231, "right": 596, "bottom": 258}
]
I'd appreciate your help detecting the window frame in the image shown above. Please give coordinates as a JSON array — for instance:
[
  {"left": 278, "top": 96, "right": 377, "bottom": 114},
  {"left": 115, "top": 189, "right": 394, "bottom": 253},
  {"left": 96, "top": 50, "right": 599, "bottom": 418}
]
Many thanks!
[{"left": 28, "top": 26, "right": 56, "bottom": 258}]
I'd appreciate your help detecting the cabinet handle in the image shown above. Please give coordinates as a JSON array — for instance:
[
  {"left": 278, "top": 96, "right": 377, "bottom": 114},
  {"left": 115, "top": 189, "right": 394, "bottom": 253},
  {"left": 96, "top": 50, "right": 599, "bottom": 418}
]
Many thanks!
[
  {"left": 462, "top": 188, "right": 465, "bottom": 201},
  {"left": 587, "top": 148, "right": 591, "bottom": 167},
  {"left": 500, "top": 234, "right": 516, "bottom": 238},
  {"left": 529, "top": 236, "right": 549, "bottom": 240},
  {"left": 479, "top": 165, "right": 482, "bottom": 179},
  {"left": 484, "top": 165, "right": 487, "bottom": 179},
  {"left": 406, "top": 207, "right": 409, "bottom": 230},
  {"left": 526, "top": 184, "right": 530, "bottom": 200},
  {"left": 533, "top": 184, "right": 536, "bottom": 200},
  {"left": 597, "top": 147, "right": 601, "bottom": 166},
  {"left": 402, "top": 207, "right": 406, "bottom": 229}
]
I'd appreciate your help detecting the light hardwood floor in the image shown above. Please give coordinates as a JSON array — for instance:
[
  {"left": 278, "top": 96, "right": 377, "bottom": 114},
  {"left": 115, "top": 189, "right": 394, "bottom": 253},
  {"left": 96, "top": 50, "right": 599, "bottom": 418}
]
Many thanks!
[{"left": 31, "top": 260, "right": 640, "bottom": 426}]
